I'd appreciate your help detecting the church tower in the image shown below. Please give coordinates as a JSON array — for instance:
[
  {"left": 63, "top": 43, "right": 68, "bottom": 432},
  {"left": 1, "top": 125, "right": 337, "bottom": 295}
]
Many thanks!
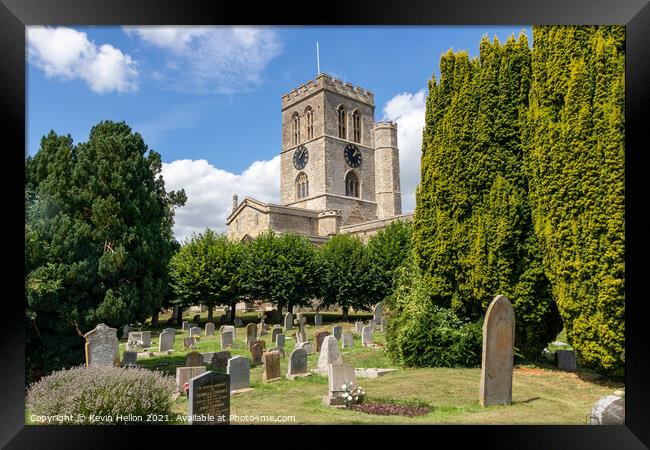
[
  {"left": 280, "top": 73, "right": 379, "bottom": 226},
  {"left": 374, "top": 121, "right": 402, "bottom": 218}
]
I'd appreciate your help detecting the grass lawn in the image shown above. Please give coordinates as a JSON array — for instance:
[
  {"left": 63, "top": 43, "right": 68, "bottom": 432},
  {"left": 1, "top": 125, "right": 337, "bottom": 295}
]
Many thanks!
[{"left": 119, "top": 312, "right": 622, "bottom": 425}]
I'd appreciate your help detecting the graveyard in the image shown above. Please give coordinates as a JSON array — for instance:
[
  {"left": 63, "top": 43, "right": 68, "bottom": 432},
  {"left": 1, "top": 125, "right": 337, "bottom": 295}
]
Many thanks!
[{"left": 88, "top": 308, "right": 623, "bottom": 425}]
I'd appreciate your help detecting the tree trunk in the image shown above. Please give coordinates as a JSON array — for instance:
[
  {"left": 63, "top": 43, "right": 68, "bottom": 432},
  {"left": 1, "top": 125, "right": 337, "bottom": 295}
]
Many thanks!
[
  {"left": 151, "top": 310, "right": 159, "bottom": 328},
  {"left": 230, "top": 299, "right": 238, "bottom": 324},
  {"left": 207, "top": 305, "right": 214, "bottom": 323},
  {"left": 288, "top": 302, "right": 294, "bottom": 315},
  {"left": 177, "top": 308, "right": 184, "bottom": 326},
  {"left": 342, "top": 306, "right": 349, "bottom": 322}
]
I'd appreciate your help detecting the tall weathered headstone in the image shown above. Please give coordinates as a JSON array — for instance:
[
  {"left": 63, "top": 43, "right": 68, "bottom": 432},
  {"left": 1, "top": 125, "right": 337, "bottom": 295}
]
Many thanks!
[
  {"left": 316, "top": 336, "right": 343, "bottom": 374},
  {"left": 159, "top": 328, "right": 176, "bottom": 352},
  {"left": 84, "top": 324, "right": 120, "bottom": 367},
  {"left": 315, "top": 331, "right": 330, "bottom": 353},
  {"left": 188, "top": 371, "right": 230, "bottom": 425},
  {"left": 373, "top": 302, "right": 383, "bottom": 326},
  {"left": 262, "top": 350, "right": 281, "bottom": 383},
  {"left": 479, "top": 295, "right": 515, "bottom": 407},
  {"left": 189, "top": 327, "right": 201, "bottom": 338},
  {"left": 246, "top": 323, "right": 257, "bottom": 345},
  {"left": 141, "top": 331, "right": 152, "bottom": 348},
  {"left": 361, "top": 326, "right": 373, "bottom": 347},
  {"left": 176, "top": 366, "right": 206, "bottom": 392},
  {"left": 186, "top": 351, "right": 204, "bottom": 367},
  {"left": 227, "top": 356, "right": 250, "bottom": 392},
  {"left": 354, "top": 321, "right": 363, "bottom": 333},
  {"left": 251, "top": 342, "right": 264, "bottom": 365},
  {"left": 284, "top": 312, "right": 293, "bottom": 331},
  {"left": 205, "top": 323, "right": 216, "bottom": 336},
  {"left": 324, "top": 363, "right": 356, "bottom": 406},
  {"left": 342, "top": 332, "right": 354, "bottom": 348},
  {"left": 287, "top": 348, "right": 309, "bottom": 379},
  {"left": 314, "top": 314, "right": 323, "bottom": 326},
  {"left": 332, "top": 325, "right": 342, "bottom": 340},
  {"left": 221, "top": 331, "right": 233, "bottom": 349}
]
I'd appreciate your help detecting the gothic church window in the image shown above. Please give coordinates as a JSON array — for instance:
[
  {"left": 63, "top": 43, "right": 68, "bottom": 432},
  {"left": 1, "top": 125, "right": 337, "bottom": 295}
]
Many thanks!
[
  {"left": 337, "top": 105, "right": 347, "bottom": 139},
  {"left": 296, "top": 172, "right": 309, "bottom": 199},
  {"left": 292, "top": 112, "right": 301, "bottom": 145},
  {"left": 345, "top": 171, "right": 360, "bottom": 198},
  {"left": 305, "top": 106, "right": 314, "bottom": 140},
  {"left": 352, "top": 110, "right": 361, "bottom": 143}
]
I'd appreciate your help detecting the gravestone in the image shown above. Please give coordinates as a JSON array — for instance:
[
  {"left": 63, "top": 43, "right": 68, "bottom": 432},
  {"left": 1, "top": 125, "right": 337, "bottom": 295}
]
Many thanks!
[
  {"left": 176, "top": 366, "right": 206, "bottom": 393},
  {"left": 141, "top": 331, "right": 152, "bottom": 348},
  {"left": 221, "top": 331, "right": 233, "bottom": 349},
  {"left": 188, "top": 371, "right": 230, "bottom": 425},
  {"left": 296, "top": 331, "right": 307, "bottom": 343},
  {"left": 84, "top": 324, "right": 120, "bottom": 367},
  {"left": 271, "top": 327, "right": 283, "bottom": 343},
  {"left": 287, "top": 348, "right": 309, "bottom": 379},
  {"left": 251, "top": 342, "right": 264, "bottom": 365},
  {"left": 189, "top": 327, "right": 201, "bottom": 338},
  {"left": 332, "top": 325, "right": 342, "bottom": 340},
  {"left": 361, "top": 326, "right": 373, "bottom": 347},
  {"left": 479, "top": 295, "right": 515, "bottom": 407},
  {"left": 204, "top": 351, "right": 231, "bottom": 371},
  {"left": 122, "top": 324, "right": 130, "bottom": 337},
  {"left": 354, "top": 321, "right": 363, "bottom": 333},
  {"left": 193, "top": 314, "right": 201, "bottom": 324},
  {"left": 122, "top": 351, "right": 137, "bottom": 367},
  {"left": 220, "top": 325, "right": 236, "bottom": 339},
  {"left": 315, "top": 331, "right": 330, "bottom": 353},
  {"left": 314, "top": 314, "right": 323, "bottom": 326},
  {"left": 316, "top": 336, "right": 343, "bottom": 374},
  {"left": 342, "top": 332, "right": 354, "bottom": 348},
  {"left": 227, "top": 356, "right": 250, "bottom": 392},
  {"left": 296, "top": 341, "right": 313, "bottom": 354},
  {"left": 556, "top": 350, "right": 577, "bottom": 371},
  {"left": 275, "top": 333, "right": 286, "bottom": 349},
  {"left": 284, "top": 313, "right": 293, "bottom": 331},
  {"left": 249, "top": 339, "right": 266, "bottom": 354},
  {"left": 373, "top": 302, "right": 383, "bottom": 325},
  {"left": 189, "top": 323, "right": 198, "bottom": 330},
  {"left": 588, "top": 395, "right": 624, "bottom": 425},
  {"left": 205, "top": 323, "right": 216, "bottom": 336},
  {"left": 324, "top": 363, "right": 356, "bottom": 406},
  {"left": 233, "top": 317, "right": 243, "bottom": 327},
  {"left": 126, "top": 332, "right": 144, "bottom": 352},
  {"left": 246, "top": 323, "right": 257, "bottom": 345},
  {"left": 186, "top": 351, "right": 203, "bottom": 367},
  {"left": 183, "top": 337, "right": 197, "bottom": 349},
  {"left": 159, "top": 328, "right": 175, "bottom": 352},
  {"left": 182, "top": 321, "right": 189, "bottom": 331},
  {"left": 262, "top": 350, "right": 281, "bottom": 383}
]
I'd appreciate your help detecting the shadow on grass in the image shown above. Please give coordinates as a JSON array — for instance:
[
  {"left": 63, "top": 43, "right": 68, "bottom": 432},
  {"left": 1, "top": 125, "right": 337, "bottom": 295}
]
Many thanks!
[{"left": 512, "top": 397, "right": 541, "bottom": 405}]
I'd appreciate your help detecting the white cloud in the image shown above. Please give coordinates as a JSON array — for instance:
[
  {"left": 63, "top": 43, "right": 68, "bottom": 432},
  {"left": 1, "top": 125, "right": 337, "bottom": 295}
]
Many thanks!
[
  {"left": 27, "top": 26, "right": 138, "bottom": 93},
  {"left": 162, "top": 156, "right": 280, "bottom": 242},
  {"left": 382, "top": 90, "right": 426, "bottom": 214},
  {"left": 124, "top": 26, "right": 282, "bottom": 94}
]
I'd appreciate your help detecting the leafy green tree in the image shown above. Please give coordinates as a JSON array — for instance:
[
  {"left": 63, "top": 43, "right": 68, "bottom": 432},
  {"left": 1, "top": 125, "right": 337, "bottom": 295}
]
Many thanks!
[
  {"left": 25, "top": 121, "right": 185, "bottom": 379},
  {"left": 365, "top": 220, "right": 413, "bottom": 305},
  {"left": 524, "top": 26, "right": 625, "bottom": 375},
  {"left": 240, "top": 231, "right": 320, "bottom": 316},
  {"left": 318, "top": 234, "right": 373, "bottom": 321},
  {"left": 169, "top": 229, "right": 244, "bottom": 323},
  {"left": 411, "top": 33, "right": 561, "bottom": 358}
]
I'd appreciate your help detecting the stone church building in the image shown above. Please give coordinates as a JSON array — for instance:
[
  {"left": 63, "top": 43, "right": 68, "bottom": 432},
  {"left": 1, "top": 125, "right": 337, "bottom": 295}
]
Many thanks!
[{"left": 227, "top": 73, "right": 413, "bottom": 244}]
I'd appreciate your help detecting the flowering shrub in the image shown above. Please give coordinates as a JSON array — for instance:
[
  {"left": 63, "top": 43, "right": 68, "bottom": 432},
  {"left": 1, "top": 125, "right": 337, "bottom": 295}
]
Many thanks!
[
  {"left": 341, "top": 381, "right": 365, "bottom": 406},
  {"left": 26, "top": 365, "right": 175, "bottom": 424}
]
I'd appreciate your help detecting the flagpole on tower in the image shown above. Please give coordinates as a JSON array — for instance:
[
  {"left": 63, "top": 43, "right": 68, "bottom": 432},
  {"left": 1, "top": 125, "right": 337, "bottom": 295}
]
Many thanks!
[{"left": 316, "top": 41, "right": 320, "bottom": 75}]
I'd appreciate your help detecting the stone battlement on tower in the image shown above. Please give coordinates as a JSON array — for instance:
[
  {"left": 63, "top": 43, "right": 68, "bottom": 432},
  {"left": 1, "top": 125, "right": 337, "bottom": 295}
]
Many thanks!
[{"left": 282, "top": 73, "right": 374, "bottom": 110}]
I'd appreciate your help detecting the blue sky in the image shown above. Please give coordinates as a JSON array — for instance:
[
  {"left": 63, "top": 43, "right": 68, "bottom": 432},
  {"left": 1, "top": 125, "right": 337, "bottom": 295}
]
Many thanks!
[{"left": 27, "top": 25, "right": 531, "bottom": 241}]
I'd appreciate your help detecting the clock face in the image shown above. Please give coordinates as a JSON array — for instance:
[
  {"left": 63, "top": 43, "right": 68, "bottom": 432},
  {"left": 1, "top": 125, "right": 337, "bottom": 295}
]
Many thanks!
[
  {"left": 293, "top": 145, "right": 309, "bottom": 170},
  {"left": 344, "top": 144, "right": 362, "bottom": 168}
]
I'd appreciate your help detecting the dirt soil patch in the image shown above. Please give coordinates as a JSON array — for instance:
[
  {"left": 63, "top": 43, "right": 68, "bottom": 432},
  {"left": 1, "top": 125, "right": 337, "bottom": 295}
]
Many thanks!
[{"left": 348, "top": 403, "right": 431, "bottom": 417}]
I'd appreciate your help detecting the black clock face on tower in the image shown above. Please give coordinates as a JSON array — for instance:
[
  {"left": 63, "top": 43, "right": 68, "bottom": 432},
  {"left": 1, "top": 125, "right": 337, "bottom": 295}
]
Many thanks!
[
  {"left": 293, "top": 145, "right": 309, "bottom": 170},
  {"left": 344, "top": 144, "right": 362, "bottom": 168}
]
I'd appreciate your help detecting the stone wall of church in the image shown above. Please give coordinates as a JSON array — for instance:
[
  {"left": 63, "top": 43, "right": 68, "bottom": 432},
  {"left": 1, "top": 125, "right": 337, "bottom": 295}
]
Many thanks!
[
  {"left": 268, "top": 210, "right": 318, "bottom": 236},
  {"left": 340, "top": 213, "right": 414, "bottom": 244},
  {"left": 227, "top": 206, "right": 270, "bottom": 242}
]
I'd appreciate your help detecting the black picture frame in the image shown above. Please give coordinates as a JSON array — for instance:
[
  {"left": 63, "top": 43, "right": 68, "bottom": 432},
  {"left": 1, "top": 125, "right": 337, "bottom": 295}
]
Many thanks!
[{"left": 2, "top": 0, "right": 648, "bottom": 447}]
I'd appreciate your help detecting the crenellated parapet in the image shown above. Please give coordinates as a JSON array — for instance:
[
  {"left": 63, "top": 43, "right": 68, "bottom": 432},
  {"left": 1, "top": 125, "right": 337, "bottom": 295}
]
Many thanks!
[{"left": 282, "top": 73, "right": 374, "bottom": 110}]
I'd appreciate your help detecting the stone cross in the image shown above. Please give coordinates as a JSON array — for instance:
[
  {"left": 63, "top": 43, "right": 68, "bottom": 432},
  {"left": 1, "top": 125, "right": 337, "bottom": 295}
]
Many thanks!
[
  {"left": 84, "top": 323, "right": 120, "bottom": 367},
  {"left": 479, "top": 294, "right": 515, "bottom": 407},
  {"left": 316, "top": 336, "right": 343, "bottom": 374},
  {"left": 262, "top": 350, "right": 281, "bottom": 383},
  {"left": 227, "top": 356, "right": 250, "bottom": 392}
]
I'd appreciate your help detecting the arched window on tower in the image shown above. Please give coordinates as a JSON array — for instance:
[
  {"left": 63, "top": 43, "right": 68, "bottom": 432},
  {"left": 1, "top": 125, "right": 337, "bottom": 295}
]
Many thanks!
[
  {"left": 295, "top": 172, "right": 309, "bottom": 199},
  {"left": 352, "top": 110, "right": 361, "bottom": 143},
  {"left": 305, "top": 106, "right": 314, "bottom": 140},
  {"left": 337, "top": 105, "right": 347, "bottom": 139},
  {"left": 345, "top": 171, "right": 360, "bottom": 198},
  {"left": 292, "top": 112, "right": 300, "bottom": 145}
]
